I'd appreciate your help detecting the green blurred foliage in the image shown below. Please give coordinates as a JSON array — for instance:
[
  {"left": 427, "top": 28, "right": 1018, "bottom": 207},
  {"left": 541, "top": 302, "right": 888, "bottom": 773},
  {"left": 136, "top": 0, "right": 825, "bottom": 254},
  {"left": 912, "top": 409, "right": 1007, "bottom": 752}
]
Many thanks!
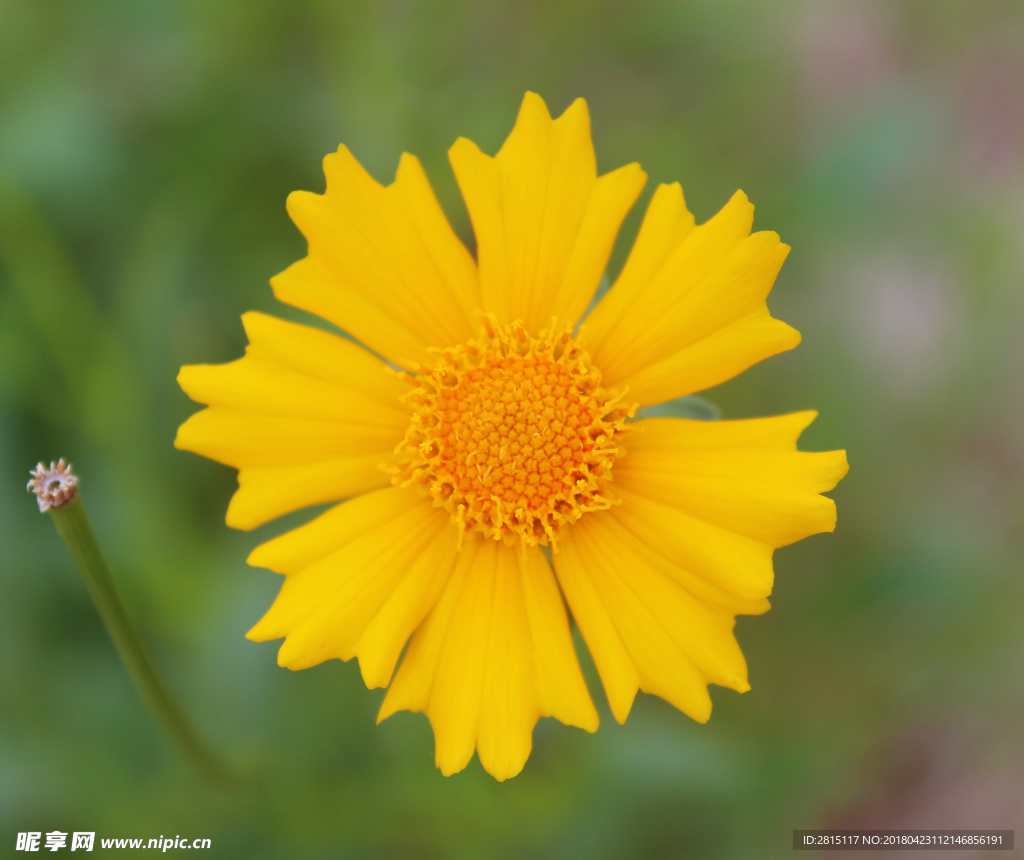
[{"left": 2, "top": 1, "right": 1024, "bottom": 857}]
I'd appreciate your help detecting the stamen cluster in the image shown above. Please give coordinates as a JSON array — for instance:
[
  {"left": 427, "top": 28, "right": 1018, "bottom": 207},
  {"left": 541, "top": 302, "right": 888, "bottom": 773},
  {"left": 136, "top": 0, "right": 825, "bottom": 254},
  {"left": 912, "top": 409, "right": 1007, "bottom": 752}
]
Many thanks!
[{"left": 395, "top": 318, "right": 634, "bottom": 546}]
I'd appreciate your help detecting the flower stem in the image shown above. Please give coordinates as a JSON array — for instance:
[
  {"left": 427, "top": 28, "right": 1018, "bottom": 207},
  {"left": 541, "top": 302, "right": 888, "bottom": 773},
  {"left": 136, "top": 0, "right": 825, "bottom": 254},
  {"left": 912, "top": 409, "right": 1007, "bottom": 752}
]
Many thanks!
[{"left": 48, "top": 493, "right": 233, "bottom": 785}]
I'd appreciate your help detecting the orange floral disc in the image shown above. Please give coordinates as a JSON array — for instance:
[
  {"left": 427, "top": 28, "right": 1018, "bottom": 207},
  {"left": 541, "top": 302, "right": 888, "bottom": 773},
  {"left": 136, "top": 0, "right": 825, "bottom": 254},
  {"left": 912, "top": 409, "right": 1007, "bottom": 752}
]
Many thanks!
[{"left": 394, "top": 317, "right": 636, "bottom": 546}]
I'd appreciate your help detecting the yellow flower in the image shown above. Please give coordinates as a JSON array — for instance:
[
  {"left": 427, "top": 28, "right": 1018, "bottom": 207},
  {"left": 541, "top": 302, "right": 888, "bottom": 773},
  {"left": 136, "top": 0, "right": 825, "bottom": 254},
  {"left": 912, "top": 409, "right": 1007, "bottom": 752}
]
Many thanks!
[{"left": 175, "top": 92, "right": 848, "bottom": 781}]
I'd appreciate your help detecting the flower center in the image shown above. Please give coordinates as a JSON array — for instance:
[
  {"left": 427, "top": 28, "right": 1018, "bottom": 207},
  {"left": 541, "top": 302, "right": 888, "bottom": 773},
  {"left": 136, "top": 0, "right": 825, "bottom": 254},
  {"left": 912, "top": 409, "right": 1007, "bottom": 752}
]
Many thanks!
[{"left": 394, "top": 318, "right": 635, "bottom": 546}]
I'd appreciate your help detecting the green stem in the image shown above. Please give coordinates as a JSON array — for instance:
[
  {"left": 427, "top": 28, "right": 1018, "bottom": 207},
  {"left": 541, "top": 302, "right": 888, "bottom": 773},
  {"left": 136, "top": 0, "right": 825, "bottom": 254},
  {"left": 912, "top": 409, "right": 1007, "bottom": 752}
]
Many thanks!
[{"left": 49, "top": 494, "right": 233, "bottom": 785}]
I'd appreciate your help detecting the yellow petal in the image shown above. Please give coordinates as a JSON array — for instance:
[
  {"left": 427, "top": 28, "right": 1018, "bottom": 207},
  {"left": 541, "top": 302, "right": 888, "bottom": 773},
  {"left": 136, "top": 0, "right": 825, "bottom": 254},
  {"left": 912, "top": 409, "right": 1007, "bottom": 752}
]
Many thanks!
[
  {"left": 377, "top": 542, "right": 476, "bottom": 745},
  {"left": 474, "top": 544, "right": 538, "bottom": 780},
  {"left": 548, "top": 530, "right": 640, "bottom": 724},
  {"left": 619, "top": 308, "right": 801, "bottom": 406},
  {"left": 610, "top": 485, "right": 776, "bottom": 606},
  {"left": 450, "top": 92, "right": 645, "bottom": 335},
  {"left": 248, "top": 486, "right": 426, "bottom": 574},
  {"left": 225, "top": 457, "right": 393, "bottom": 531},
  {"left": 175, "top": 409, "right": 389, "bottom": 468},
  {"left": 388, "top": 154, "right": 481, "bottom": 326},
  {"left": 556, "top": 515, "right": 723, "bottom": 724},
  {"left": 626, "top": 410, "right": 818, "bottom": 451},
  {"left": 175, "top": 314, "right": 407, "bottom": 529},
  {"left": 518, "top": 544, "right": 599, "bottom": 734},
  {"left": 586, "top": 188, "right": 797, "bottom": 406},
  {"left": 581, "top": 182, "right": 695, "bottom": 349},
  {"left": 553, "top": 413, "right": 847, "bottom": 724},
  {"left": 354, "top": 521, "right": 461, "bottom": 690},
  {"left": 239, "top": 311, "right": 411, "bottom": 409},
  {"left": 271, "top": 255, "right": 427, "bottom": 369},
  {"left": 246, "top": 489, "right": 456, "bottom": 675},
  {"left": 577, "top": 513, "right": 750, "bottom": 690},
  {"left": 276, "top": 148, "right": 480, "bottom": 369},
  {"left": 613, "top": 414, "right": 849, "bottom": 548},
  {"left": 379, "top": 539, "right": 597, "bottom": 781},
  {"left": 589, "top": 189, "right": 753, "bottom": 367},
  {"left": 382, "top": 539, "right": 494, "bottom": 776},
  {"left": 178, "top": 357, "right": 404, "bottom": 427}
]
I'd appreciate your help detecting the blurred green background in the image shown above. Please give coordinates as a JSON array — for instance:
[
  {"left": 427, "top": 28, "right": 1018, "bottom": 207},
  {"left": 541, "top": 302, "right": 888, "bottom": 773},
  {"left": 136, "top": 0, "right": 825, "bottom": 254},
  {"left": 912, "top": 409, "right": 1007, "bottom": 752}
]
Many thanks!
[{"left": 2, "top": 1, "right": 1023, "bottom": 857}]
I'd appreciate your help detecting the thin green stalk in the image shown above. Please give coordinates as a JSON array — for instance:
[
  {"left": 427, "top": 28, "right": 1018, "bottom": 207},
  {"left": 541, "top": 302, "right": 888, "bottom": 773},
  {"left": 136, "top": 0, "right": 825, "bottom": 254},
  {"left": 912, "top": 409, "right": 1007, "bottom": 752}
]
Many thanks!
[{"left": 45, "top": 489, "right": 232, "bottom": 785}]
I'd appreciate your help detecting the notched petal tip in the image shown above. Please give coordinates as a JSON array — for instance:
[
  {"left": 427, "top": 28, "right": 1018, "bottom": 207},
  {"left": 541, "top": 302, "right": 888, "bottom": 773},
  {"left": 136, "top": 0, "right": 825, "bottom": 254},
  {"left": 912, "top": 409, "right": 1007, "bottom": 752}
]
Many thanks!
[
  {"left": 245, "top": 542, "right": 276, "bottom": 570},
  {"left": 690, "top": 704, "right": 712, "bottom": 725},
  {"left": 554, "top": 94, "right": 591, "bottom": 129},
  {"left": 172, "top": 410, "right": 206, "bottom": 453},
  {"left": 729, "top": 188, "right": 751, "bottom": 208},
  {"left": 819, "top": 497, "right": 839, "bottom": 534},
  {"left": 284, "top": 187, "right": 320, "bottom": 219},
  {"left": 519, "top": 89, "right": 554, "bottom": 119},
  {"left": 816, "top": 451, "right": 850, "bottom": 523},
  {"left": 788, "top": 409, "right": 819, "bottom": 440},
  {"left": 244, "top": 615, "right": 281, "bottom": 644},
  {"left": 608, "top": 690, "right": 637, "bottom": 725},
  {"left": 447, "top": 135, "right": 484, "bottom": 160},
  {"left": 394, "top": 151, "right": 426, "bottom": 185},
  {"left": 357, "top": 660, "right": 392, "bottom": 692},
  {"left": 224, "top": 498, "right": 262, "bottom": 532},
  {"left": 607, "top": 161, "right": 648, "bottom": 193},
  {"left": 175, "top": 364, "right": 218, "bottom": 405},
  {"left": 171, "top": 425, "right": 188, "bottom": 452},
  {"left": 375, "top": 697, "right": 399, "bottom": 725},
  {"left": 480, "top": 750, "right": 530, "bottom": 782}
]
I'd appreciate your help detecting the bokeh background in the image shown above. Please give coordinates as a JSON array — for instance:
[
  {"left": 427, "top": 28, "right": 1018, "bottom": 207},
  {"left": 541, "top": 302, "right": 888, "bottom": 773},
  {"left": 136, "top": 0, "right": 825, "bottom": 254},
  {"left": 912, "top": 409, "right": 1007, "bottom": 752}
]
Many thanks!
[{"left": 2, "top": 1, "right": 1023, "bottom": 857}]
